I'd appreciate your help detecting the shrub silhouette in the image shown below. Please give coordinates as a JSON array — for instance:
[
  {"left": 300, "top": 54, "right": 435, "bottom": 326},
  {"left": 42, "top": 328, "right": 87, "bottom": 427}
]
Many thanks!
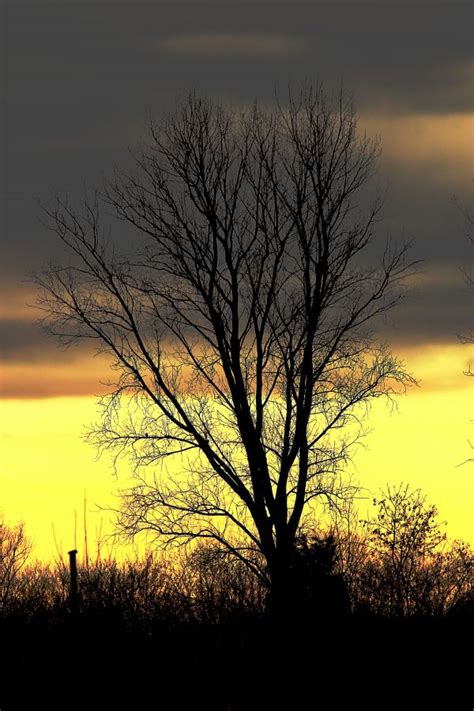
[{"left": 357, "top": 484, "right": 473, "bottom": 616}]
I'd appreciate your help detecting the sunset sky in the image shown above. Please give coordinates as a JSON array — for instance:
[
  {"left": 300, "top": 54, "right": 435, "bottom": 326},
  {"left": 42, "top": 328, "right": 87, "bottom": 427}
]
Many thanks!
[{"left": 2, "top": 0, "right": 473, "bottom": 561}]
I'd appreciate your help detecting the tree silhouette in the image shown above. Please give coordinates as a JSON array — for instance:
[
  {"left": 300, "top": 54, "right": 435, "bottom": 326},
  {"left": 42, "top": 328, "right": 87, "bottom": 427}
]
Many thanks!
[
  {"left": 289, "top": 533, "right": 350, "bottom": 619},
  {"left": 0, "top": 517, "right": 32, "bottom": 611},
  {"left": 37, "top": 84, "right": 415, "bottom": 614},
  {"left": 360, "top": 483, "right": 450, "bottom": 616}
]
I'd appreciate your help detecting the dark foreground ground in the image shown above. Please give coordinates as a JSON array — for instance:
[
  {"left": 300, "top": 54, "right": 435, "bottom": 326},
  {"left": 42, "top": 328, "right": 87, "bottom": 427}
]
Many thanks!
[{"left": 1, "top": 613, "right": 472, "bottom": 710}]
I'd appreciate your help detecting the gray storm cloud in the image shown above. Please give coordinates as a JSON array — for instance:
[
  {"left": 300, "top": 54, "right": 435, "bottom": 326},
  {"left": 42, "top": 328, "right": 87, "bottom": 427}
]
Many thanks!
[{"left": 4, "top": 0, "right": 473, "bottom": 364}]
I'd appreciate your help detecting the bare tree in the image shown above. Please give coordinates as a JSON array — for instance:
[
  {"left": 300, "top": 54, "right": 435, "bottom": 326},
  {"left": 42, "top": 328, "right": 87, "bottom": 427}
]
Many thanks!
[
  {"left": 37, "top": 84, "right": 415, "bottom": 614},
  {"left": 360, "top": 483, "right": 449, "bottom": 616},
  {"left": 428, "top": 539, "right": 474, "bottom": 615},
  {"left": 0, "top": 517, "right": 32, "bottom": 611}
]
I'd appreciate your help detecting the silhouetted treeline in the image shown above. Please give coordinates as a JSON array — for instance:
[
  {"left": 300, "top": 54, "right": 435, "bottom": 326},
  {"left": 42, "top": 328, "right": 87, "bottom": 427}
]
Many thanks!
[
  {"left": 2, "top": 535, "right": 472, "bottom": 626},
  {"left": 1, "top": 498, "right": 473, "bottom": 710}
]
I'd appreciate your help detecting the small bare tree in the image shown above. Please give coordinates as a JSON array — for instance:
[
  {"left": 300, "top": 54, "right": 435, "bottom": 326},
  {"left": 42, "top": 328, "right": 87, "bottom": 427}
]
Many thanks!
[
  {"left": 360, "top": 484, "right": 449, "bottom": 616},
  {"left": 37, "top": 84, "right": 415, "bottom": 613},
  {"left": 0, "top": 517, "right": 32, "bottom": 611}
]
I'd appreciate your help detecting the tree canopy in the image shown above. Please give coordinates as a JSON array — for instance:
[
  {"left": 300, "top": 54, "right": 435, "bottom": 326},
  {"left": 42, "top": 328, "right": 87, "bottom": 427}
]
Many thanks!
[{"left": 37, "top": 84, "right": 415, "bottom": 610}]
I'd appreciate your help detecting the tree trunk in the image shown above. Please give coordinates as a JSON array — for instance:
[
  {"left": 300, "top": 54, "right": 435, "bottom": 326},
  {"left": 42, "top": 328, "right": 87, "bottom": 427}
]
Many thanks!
[{"left": 267, "top": 544, "right": 297, "bottom": 625}]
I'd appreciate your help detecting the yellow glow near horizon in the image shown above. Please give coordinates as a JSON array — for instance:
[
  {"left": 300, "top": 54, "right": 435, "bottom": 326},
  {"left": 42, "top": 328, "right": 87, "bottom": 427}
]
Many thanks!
[
  {"left": 1, "top": 343, "right": 472, "bottom": 562},
  {"left": 0, "top": 396, "right": 122, "bottom": 563}
]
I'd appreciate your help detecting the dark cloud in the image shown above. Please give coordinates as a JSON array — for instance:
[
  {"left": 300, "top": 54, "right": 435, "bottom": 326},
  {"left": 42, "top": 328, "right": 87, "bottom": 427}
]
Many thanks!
[
  {"left": 0, "top": 319, "right": 94, "bottom": 364},
  {"left": 7, "top": 2, "right": 472, "bottom": 113},
  {"left": 4, "top": 0, "right": 474, "bottom": 367},
  {"left": 2, "top": 262, "right": 471, "bottom": 368},
  {"left": 0, "top": 320, "right": 42, "bottom": 363},
  {"left": 378, "top": 282, "right": 473, "bottom": 346}
]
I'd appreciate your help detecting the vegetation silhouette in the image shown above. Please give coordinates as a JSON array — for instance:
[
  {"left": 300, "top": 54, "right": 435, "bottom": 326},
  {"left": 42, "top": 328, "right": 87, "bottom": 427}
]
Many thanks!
[
  {"left": 0, "top": 516, "right": 31, "bottom": 613},
  {"left": 36, "top": 83, "right": 417, "bottom": 619},
  {"left": 1, "top": 491, "right": 472, "bottom": 710}
]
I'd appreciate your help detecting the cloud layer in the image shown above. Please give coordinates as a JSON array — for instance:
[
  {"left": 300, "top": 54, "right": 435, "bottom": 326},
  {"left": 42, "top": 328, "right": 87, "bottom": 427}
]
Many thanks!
[
  {"left": 155, "top": 32, "right": 304, "bottom": 56},
  {"left": 4, "top": 1, "right": 474, "bottom": 395}
]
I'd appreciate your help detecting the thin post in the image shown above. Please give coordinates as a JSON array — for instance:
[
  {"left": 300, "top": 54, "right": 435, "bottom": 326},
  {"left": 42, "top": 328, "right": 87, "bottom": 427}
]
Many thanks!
[{"left": 68, "top": 549, "right": 79, "bottom": 613}]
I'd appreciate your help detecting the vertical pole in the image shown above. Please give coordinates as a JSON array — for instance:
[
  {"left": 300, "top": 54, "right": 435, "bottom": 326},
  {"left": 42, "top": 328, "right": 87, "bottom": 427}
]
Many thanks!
[{"left": 68, "top": 549, "right": 79, "bottom": 614}]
